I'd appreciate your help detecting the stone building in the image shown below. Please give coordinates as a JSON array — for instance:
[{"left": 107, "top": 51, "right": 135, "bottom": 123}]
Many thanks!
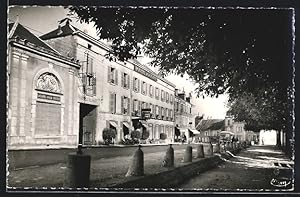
[
  {"left": 174, "top": 90, "right": 199, "bottom": 142},
  {"left": 7, "top": 21, "right": 80, "bottom": 150},
  {"left": 40, "top": 18, "right": 176, "bottom": 145}
]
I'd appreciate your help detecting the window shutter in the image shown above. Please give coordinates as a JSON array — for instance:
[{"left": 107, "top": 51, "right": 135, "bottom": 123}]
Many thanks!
[
  {"left": 93, "top": 77, "right": 96, "bottom": 95},
  {"left": 115, "top": 70, "right": 118, "bottom": 85},
  {"left": 109, "top": 93, "right": 114, "bottom": 113},
  {"left": 88, "top": 57, "right": 93, "bottom": 74},
  {"left": 138, "top": 79, "right": 140, "bottom": 92},
  {"left": 121, "top": 96, "right": 124, "bottom": 114},
  {"left": 127, "top": 75, "right": 130, "bottom": 89},
  {"left": 133, "top": 77, "right": 135, "bottom": 90},
  {"left": 107, "top": 66, "right": 111, "bottom": 83},
  {"left": 127, "top": 98, "right": 130, "bottom": 115},
  {"left": 138, "top": 100, "right": 141, "bottom": 116},
  {"left": 121, "top": 72, "right": 124, "bottom": 87}
]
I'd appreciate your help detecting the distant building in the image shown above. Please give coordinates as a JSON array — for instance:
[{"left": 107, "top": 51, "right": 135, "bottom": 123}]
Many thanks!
[
  {"left": 7, "top": 21, "right": 80, "bottom": 150},
  {"left": 196, "top": 115, "right": 257, "bottom": 143},
  {"left": 196, "top": 119, "right": 224, "bottom": 142},
  {"left": 174, "top": 90, "right": 199, "bottom": 142},
  {"left": 40, "top": 18, "right": 176, "bottom": 145}
]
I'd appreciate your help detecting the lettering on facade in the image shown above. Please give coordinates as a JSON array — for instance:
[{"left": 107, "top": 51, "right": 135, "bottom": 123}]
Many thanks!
[
  {"left": 134, "top": 65, "right": 157, "bottom": 81},
  {"left": 37, "top": 93, "right": 61, "bottom": 102}
]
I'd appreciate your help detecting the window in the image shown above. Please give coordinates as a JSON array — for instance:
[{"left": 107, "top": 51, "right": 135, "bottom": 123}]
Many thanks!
[
  {"left": 109, "top": 92, "right": 116, "bottom": 114},
  {"left": 180, "top": 104, "right": 184, "bottom": 113},
  {"left": 170, "top": 109, "right": 173, "bottom": 121},
  {"left": 149, "top": 85, "right": 154, "bottom": 97},
  {"left": 142, "top": 81, "right": 147, "bottom": 95},
  {"left": 155, "top": 105, "right": 160, "bottom": 118},
  {"left": 132, "top": 99, "right": 140, "bottom": 116},
  {"left": 155, "top": 87, "right": 159, "bottom": 99},
  {"left": 121, "top": 72, "right": 130, "bottom": 89},
  {"left": 108, "top": 66, "right": 118, "bottom": 85},
  {"left": 170, "top": 94, "right": 174, "bottom": 104},
  {"left": 121, "top": 96, "right": 130, "bottom": 115},
  {"left": 161, "top": 90, "right": 165, "bottom": 101},
  {"left": 161, "top": 107, "right": 165, "bottom": 119},
  {"left": 149, "top": 103, "right": 153, "bottom": 117},
  {"left": 166, "top": 108, "right": 169, "bottom": 120},
  {"left": 133, "top": 77, "right": 140, "bottom": 92},
  {"left": 166, "top": 92, "right": 169, "bottom": 103}
]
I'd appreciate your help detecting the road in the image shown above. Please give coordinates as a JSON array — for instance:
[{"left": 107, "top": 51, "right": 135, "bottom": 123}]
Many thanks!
[{"left": 178, "top": 145, "right": 294, "bottom": 190}]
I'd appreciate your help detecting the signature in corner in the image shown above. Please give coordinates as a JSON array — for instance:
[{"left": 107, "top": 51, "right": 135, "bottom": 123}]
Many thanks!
[{"left": 270, "top": 177, "right": 292, "bottom": 188}]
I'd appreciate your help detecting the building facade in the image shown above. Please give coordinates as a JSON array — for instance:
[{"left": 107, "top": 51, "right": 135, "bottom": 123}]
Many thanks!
[
  {"left": 7, "top": 22, "right": 80, "bottom": 150},
  {"left": 40, "top": 19, "right": 176, "bottom": 145},
  {"left": 224, "top": 115, "right": 257, "bottom": 142},
  {"left": 174, "top": 90, "right": 198, "bottom": 142}
]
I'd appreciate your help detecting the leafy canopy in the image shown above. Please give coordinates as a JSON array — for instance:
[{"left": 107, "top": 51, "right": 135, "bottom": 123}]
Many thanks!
[{"left": 68, "top": 7, "right": 292, "bottom": 131}]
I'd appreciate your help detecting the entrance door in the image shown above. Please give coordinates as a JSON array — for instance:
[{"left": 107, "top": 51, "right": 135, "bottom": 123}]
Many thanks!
[{"left": 79, "top": 104, "right": 97, "bottom": 145}]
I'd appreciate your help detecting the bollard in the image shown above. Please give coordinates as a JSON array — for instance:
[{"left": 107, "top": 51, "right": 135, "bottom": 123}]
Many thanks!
[
  {"left": 126, "top": 145, "right": 144, "bottom": 177},
  {"left": 214, "top": 143, "right": 220, "bottom": 153},
  {"left": 64, "top": 144, "right": 91, "bottom": 188},
  {"left": 162, "top": 144, "right": 174, "bottom": 168},
  {"left": 183, "top": 146, "right": 193, "bottom": 162},
  {"left": 207, "top": 142, "right": 213, "bottom": 156},
  {"left": 196, "top": 144, "right": 204, "bottom": 158}
]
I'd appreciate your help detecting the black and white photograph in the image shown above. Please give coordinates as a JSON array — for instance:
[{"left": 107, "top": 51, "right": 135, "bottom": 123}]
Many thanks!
[{"left": 6, "top": 4, "right": 296, "bottom": 193}]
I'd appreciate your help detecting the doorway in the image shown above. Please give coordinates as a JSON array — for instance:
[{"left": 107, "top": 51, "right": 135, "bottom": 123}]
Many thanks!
[{"left": 79, "top": 103, "right": 97, "bottom": 145}]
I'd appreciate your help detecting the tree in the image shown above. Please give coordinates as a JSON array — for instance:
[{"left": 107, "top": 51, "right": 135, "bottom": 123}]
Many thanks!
[
  {"left": 103, "top": 128, "right": 117, "bottom": 144},
  {"left": 68, "top": 7, "right": 292, "bottom": 134},
  {"left": 141, "top": 129, "right": 150, "bottom": 140}
]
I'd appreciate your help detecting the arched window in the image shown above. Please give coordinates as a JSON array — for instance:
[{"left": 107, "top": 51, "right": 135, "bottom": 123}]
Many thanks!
[{"left": 34, "top": 72, "right": 63, "bottom": 137}]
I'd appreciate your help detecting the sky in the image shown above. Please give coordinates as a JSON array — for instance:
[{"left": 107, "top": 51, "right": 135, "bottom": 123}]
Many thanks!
[{"left": 8, "top": 6, "right": 229, "bottom": 119}]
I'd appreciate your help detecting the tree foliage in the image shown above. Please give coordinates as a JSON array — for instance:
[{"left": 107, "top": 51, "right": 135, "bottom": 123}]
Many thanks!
[{"left": 68, "top": 7, "right": 292, "bottom": 132}]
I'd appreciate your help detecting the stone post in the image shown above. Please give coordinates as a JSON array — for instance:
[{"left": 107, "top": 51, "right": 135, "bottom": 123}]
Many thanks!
[
  {"left": 162, "top": 144, "right": 174, "bottom": 167},
  {"left": 196, "top": 144, "right": 204, "bottom": 158},
  {"left": 214, "top": 142, "right": 220, "bottom": 153},
  {"left": 207, "top": 142, "right": 213, "bottom": 156},
  {"left": 126, "top": 145, "right": 144, "bottom": 176},
  {"left": 183, "top": 145, "right": 192, "bottom": 162},
  {"left": 64, "top": 145, "right": 91, "bottom": 188}
]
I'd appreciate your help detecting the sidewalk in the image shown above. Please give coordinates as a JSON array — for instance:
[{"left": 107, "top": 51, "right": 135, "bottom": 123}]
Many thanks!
[{"left": 7, "top": 144, "right": 207, "bottom": 188}]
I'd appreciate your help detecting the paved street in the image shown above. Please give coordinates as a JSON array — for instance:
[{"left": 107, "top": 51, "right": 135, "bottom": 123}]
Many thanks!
[
  {"left": 178, "top": 145, "right": 294, "bottom": 190},
  {"left": 7, "top": 144, "right": 204, "bottom": 188}
]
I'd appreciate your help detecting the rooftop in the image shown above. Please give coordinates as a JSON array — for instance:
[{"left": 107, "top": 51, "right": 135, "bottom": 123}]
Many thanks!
[{"left": 196, "top": 119, "right": 225, "bottom": 131}]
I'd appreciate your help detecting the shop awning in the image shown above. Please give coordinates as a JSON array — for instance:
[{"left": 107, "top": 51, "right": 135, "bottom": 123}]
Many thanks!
[
  {"left": 141, "top": 123, "right": 148, "bottom": 129},
  {"left": 188, "top": 129, "right": 200, "bottom": 135},
  {"left": 178, "top": 128, "right": 188, "bottom": 133},
  {"left": 109, "top": 121, "right": 118, "bottom": 128},
  {"left": 123, "top": 122, "right": 130, "bottom": 129}
]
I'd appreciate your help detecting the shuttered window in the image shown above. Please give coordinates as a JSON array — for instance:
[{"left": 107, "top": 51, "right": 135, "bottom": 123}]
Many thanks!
[
  {"left": 121, "top": 96, "right": 130, "bottom": 115},
  {"left": 121, "top": 72, "right": 130, "bottom": 89},
  {"left": 155, "top": 87, "right": 159, "bottom": 99},
  {"left": 108, "top": 66, "right": 118, "bottom": 85}
]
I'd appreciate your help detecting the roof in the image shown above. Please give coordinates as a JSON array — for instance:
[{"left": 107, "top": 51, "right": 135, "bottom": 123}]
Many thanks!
[
  {"left": 196, "top": 119, "right": 225, "bottom": 131},
  {"left": 9, "top": 23, "right": 59, "bottom": 54},
  {"left": 40, "top": 19, "right": 176, "bottom": 87},
  {"left": 39, "top": 23, "right": 75, "bottom": 40}
]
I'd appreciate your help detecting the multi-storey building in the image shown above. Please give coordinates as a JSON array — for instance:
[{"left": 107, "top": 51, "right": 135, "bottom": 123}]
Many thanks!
[
  {"left": 40, "top": 18, "right": 176, "bottom": 145},
  {"left": 174, "top": 90, "right": 198, "bottom": 142},
  {"left": 7, "top": 21, "right": 80, "bottom": 150}
]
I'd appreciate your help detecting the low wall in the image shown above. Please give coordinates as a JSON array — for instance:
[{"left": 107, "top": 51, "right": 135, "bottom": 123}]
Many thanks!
[
  {"left": 8, "top": 143, "right": 204, "bottom": 170},
  {"left": 111, "top": 154, "right": 226, "bottom": 188}
]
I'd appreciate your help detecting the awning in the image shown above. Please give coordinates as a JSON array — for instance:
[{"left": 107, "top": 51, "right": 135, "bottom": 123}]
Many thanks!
[
  {"left": 141, "top": 123, "right": 148, "bottom": 129},
  {"left": 109, "top": 121, "right": 118, "bottom": 128},
  {"left": 188, "top": 129, "right": 200, "bottom": 135},
  {"left": 178, "top": 128, "right": 188, "bottom": 133},
  {"left": 123, "top": 122, "right": 130, "bottom": 129},
  {"left": 220, "top": 131, "right": 234, "bottom": 135}
]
